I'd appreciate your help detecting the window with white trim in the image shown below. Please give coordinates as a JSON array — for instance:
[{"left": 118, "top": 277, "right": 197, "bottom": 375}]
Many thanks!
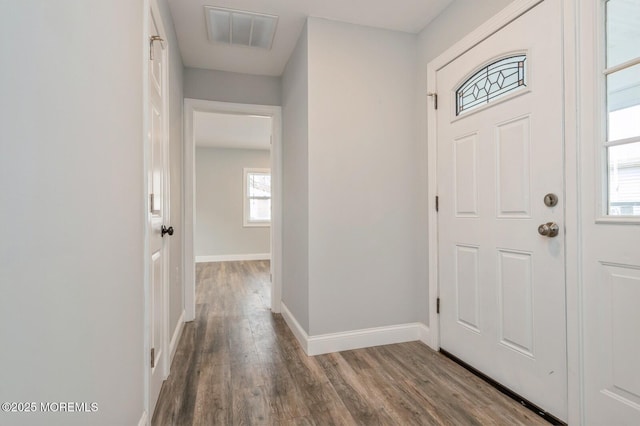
[
  {"left": 604, "top": 0, "right": 640, "bottom": 216},
  {"left": 243, "top": 168, "right": 271, "bottom": 226}
]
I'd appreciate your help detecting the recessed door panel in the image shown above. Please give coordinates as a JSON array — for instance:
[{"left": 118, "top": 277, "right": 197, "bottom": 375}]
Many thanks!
[
  {"left": 151, "top": 250, "right": 164, "bottom": 373},
  {"left": 456, "top": 245, "right": 480, "bottom": 332},
  {"left": 151, "top": 104, "right": 163, "bottom": 214},
  {"left": 496, "top": 117, "right": 531, "bottom": 218},
  {"left": 498, "top": 249, "right": 534, "bottom": 357},
  {"left": 602, "top": 263, "right": 640, "bottom": 405},
  {"left": 454, "top": 134, "right": 479, "bottom": 217}
]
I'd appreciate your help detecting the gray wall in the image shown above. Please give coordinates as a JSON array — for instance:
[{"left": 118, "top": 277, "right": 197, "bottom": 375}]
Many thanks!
[
  {"left": 282, "top": 23, "right": 310, "bottom": 332},
  {"left": 158, "top": 0, "right": 186, "bottom": 356},
  {"left": 0, "top": 1, "right": 146, "bottom": 425},
  {"left": 306, "top": 18, "right": 419, "bottom": 335},
  {"left": 415, "top": 0, "right": 516, "bottom": 324},
  {"left": 184, "top": 67, "right": 282, "bottom": 106},
  {"left": 281, "top": 19, "right": 420, "bottom": 336},
  {"left": 281, "top": 2, "right": 518, "bottom": 334},
  {"left": 0, "top": 1, "right": 185, "bottom": 423},
  {"left": 195, "top": 147, "right": 271, "bottom": 257}
]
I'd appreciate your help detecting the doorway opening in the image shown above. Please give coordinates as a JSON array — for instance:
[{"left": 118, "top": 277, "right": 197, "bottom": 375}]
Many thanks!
[
  {"left": 194, "top": 112, "right": 273, "bottom": 304},
  {"left": 184, "top": 100, "right": 283, "bottom": 322}
]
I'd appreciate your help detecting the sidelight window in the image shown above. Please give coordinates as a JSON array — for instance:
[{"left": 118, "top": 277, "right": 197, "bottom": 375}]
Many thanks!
[{"left": 605, "top": 0, "right": 640, "bottom": 216}]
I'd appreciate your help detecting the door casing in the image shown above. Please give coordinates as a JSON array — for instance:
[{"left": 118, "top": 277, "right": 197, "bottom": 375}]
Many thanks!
[
  {"left": 425, "top": 0, "right": 582, "bottom": 423},
  {"left": 183, "top": 99, "right": 283, "bottom": 321}
]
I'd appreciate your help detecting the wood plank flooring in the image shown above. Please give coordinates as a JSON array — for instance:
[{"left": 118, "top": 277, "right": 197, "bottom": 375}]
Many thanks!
[{"left": 152, "top": 260, "right": 545, "bottom": 425}]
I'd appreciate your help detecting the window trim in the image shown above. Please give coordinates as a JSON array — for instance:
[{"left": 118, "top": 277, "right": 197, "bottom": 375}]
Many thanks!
[
  {"left": 449, "top": 50, "right": 531, "bottom": 123},
  {"left": 455, "top": 53, "right": 528, "bottom": 116},
  {"left": 598, "top": 0, "right": 640, "bottom": 222},
  {"left": 243, "top": 167, "right": 271, "bottom": 227}
]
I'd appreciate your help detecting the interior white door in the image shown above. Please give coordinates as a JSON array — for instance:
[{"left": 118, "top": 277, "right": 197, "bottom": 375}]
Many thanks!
[
  {"left": 436, "top": 0, "right": 567, "bottom": 420},
  {"left": 148, "top": 8, "right": 168, "bottom": 415}
]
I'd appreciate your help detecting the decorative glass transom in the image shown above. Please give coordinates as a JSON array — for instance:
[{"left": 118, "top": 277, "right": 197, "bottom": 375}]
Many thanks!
[{"left": 456, "top": 55, "right": 527, "bottom": 116}]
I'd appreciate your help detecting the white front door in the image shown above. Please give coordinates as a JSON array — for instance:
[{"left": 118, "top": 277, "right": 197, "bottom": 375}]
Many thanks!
[
  {"left": 148, "top": 8, "right": 168, "bottom": 415},
  {"left": 436, "top": 0, "right": 567, "bottom": 420}
]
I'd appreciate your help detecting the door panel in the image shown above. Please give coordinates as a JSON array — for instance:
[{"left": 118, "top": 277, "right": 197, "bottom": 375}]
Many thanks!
[
  {"left": 454, "top": 134, "right": 479, "bottom": 216},
  {"left": 497, "top": 249, "right": 534, "bottom": 356},
  {"left": 585, "top": 258, "right": 640, "bottom": 424},
  {"left": 151, "top": 250, "right": 163, "bottom": 373},
  {"left": 455, "top": 245, "right": 480, "bottom": 331},
  {"left": 437, "top": 0, "right": 567, "bottom": 420},
  {"left": 605, "top": 264, "right": 640, "bottom": 401},
  {"left": 496, "top": 116, "right": 531, "bottom": 217}
]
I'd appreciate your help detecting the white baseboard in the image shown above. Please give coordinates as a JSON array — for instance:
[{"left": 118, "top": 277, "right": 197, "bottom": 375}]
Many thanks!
[
  {"left": 138, "top": 411, "right": 148, "bottom": 426},
  {"left": 195, "top": 253, "right": 271, "bottom": 263},
  {"left": 308, "top": 322, "right": 430, "bottom": 356},
  {"left": 169, "top": 310, "right": 185, "bottom": 362},
  {"left": 280, "top": 302, "right": 310, "bottom": 353},
  {"left": 418, "top": 323, "right": 432, "bottom": 347},
  {"left": 280, "top": 302, "right": 430, "bottom": 356}
]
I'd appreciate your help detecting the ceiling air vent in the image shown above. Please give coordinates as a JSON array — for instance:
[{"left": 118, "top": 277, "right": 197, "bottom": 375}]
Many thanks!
[{"left": 205, "top": 6, "right": 278, "bottom": 50}]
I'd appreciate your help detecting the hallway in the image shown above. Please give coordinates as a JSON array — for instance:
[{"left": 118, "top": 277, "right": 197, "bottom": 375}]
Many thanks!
[{"left": 152, "top": 261, "right": 545, "bottom": 425}]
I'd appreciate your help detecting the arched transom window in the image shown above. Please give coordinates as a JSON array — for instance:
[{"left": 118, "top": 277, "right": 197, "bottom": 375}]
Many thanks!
[{"left": 456, "top": 54, "right": 527, "bottom": 116}]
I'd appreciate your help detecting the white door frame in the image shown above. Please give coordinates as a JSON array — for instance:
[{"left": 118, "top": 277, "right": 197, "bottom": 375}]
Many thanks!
[
  {"left": 183, "top": 99, "right": 283, "bottom": 321},
  {"left": 143, "top": 0, "right": 171, "bottom": 420},
  {"left": 425, "top": 0, "right": 582, "bottom": 423}
]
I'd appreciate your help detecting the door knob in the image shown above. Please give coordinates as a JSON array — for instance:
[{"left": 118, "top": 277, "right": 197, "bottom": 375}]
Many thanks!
[
  {"left": 161, "top": 225, "right": 174, "bottom": 237},
  {"left": 537, "top": 222, "right": 559, "bottom": 238}
]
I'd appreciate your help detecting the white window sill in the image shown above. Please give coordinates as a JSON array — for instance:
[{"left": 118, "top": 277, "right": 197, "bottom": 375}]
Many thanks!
[{"left": 243, "top": 222, "right": 271, "bottom": 228}]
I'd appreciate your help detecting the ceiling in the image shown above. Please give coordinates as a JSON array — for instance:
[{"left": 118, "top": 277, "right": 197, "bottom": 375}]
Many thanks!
[
  {"left": 167, "top": 0, "right": 455, "bottom": 76},
  {"left": 194, "top": 111, "right": 272, "bottom": 150}
]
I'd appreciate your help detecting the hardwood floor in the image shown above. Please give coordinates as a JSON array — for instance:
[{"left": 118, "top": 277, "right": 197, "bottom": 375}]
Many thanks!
[{"left": 152, "top": 260, "right": 546, "bottom": 425}]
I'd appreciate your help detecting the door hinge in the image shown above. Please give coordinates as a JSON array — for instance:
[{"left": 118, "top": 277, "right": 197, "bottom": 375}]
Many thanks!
[
  {"left": 270, "top": 273, "right": 272, "bottom": 282},
  {"left": 428, "top": 92, "right": 438, "bottom": 110},
  {"left": 150, "top": 194, "right": 154, "bottom": 213},
  {"left": 436, "top": 298, "right": 440, "bottom": 314},
  {"left": 149, "top": 35, "right": 164, "bottom": 60},
  {"left": 435, "top": 196, "right": 439, "bottom": 212},
  {"left": 150, "top": 348, "right": 155, "bottom": 368}
]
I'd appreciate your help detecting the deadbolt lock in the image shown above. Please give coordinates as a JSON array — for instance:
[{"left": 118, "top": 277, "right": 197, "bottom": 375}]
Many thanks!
[
  {"left": 538, "top": 222, "right": 559, "bottom": 238},
  {"left": 544, "top": 193, "right": 559, "bottom": 207}
]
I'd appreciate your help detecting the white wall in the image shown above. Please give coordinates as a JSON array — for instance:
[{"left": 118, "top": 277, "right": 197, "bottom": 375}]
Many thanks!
[
  {"left": 306, "top": 18, "right": 420, "bottom": 335},
  {"left": 184, "top": 68, "right": 282, "bottom": 106},
  {"left": 0, "top": 2, "right": 146, "bottom": 425},
  {"left": 415, "top": 0, "right": 516, "bottom": 323},
  {"left": 195, "top": 148, "right": 270, "bottom": 258},
  {"left": 281, "top": 23, "right": 310, "bottom": 332}
]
